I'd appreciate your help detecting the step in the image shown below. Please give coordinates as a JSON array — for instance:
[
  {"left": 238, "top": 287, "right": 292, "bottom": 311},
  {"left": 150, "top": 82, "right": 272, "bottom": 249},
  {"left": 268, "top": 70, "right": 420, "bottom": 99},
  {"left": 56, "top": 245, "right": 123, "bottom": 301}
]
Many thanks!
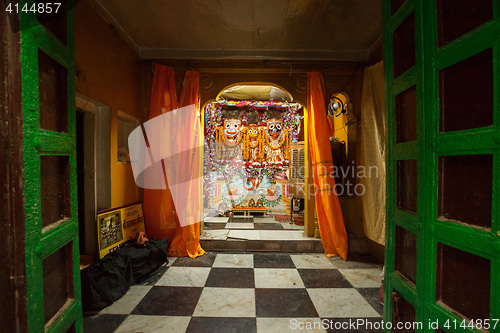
[
  {"left": 201, "top": 214, "right": 321, "bottom": 252},
  {"left": 200, "top": 239, "right": 324, "bottom": 253}
]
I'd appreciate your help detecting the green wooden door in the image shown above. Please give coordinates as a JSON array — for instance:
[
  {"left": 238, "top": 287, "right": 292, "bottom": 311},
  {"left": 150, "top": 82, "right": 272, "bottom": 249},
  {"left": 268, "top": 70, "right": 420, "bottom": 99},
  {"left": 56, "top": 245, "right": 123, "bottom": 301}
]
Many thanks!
[
  {"left": 384, "top": 0, "right": 499, "bottom": 331},
  {"left": 19, "top": 1, "right": 82, "bottom": 332}
]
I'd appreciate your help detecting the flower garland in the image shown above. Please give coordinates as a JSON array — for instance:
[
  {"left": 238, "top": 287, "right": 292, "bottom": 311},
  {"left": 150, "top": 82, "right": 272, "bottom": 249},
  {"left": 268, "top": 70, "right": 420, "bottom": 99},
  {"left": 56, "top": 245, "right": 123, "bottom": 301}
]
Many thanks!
[
  {"left": 282, "top": 104, "right": 303, "bottom": 142},
  {"left": 264, "top": 128, "right": 290, "bottom": 159},
  {"left": 216, "top": 99, "right": 302, "bottom": 109},
  {"left": 215, "top": 126, "right": 243, "bottom": 159},
  {"left": 204, "top": 101, "right": 303, "bottom": 205},
  {"left": 241, "top": 127, "right": 266, "bottom": 160}
]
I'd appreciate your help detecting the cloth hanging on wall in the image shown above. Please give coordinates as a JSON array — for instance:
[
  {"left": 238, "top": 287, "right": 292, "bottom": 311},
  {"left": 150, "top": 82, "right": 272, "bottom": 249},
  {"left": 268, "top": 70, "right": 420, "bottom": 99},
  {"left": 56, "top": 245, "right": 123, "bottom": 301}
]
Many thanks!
[
  {"left": 143, "top": 65, "right": 178, "bottom": 242},
  {"left": 359, "top": 61, "right": 386, "bottom": 245},
  {"left": 168, "top": 71, "right": 205, "bottom": 258},
  {"left": 142, "top": 65, "right": 204, "bottom": 258},
  {"left": 307, "top": 72, "right": 348, "bottom": 260}
]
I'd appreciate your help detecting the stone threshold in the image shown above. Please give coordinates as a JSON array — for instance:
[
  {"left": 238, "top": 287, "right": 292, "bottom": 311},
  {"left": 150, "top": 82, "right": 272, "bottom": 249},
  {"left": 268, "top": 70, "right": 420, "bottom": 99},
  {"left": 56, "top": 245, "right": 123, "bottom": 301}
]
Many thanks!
[{"left": 200, "top": 239, "right": 324, "bottom": 253}]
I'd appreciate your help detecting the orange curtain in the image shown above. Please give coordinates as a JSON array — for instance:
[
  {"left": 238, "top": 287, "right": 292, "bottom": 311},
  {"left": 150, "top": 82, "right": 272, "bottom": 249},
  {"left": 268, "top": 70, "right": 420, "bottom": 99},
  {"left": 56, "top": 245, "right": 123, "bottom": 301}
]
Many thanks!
[
  {"left": 143, "top": 65, "right": 204, "bottom": 258},
  {"left": 143, "top": 64, "right": 178, "bottom": 241},
  {"left": 307, "top": 71, "right": 348, "bottom": 260},
  {"left": 168, "top": 71, "right": 205, "bottom": 258}
]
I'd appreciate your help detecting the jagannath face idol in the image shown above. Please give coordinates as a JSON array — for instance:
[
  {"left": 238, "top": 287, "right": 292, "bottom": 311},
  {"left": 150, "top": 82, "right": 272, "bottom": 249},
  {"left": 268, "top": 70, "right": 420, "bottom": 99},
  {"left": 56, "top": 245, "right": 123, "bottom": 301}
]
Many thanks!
[
  {"left": 248, "top": 124, "right": 259, "bottom": 139},
  {"left": 224, "top": 118, "right": 241, "bottom": 139},
  {"left": 267, "top": 118, "right": 282, "bottom": 138}
]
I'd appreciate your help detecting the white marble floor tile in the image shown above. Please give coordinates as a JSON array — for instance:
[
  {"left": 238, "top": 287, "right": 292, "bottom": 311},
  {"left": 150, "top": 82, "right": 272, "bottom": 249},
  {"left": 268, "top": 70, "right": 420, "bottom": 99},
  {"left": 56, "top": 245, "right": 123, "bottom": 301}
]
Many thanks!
[
  {"left": 259, "top": 230, "right": 293, "bottom": 240},
  {"left": 254, "top": 268, "right": 305, "bottom": 288},
  {"left": 115, "top": 315, "right": 191, "bottom": 333},
  {"left": 329, "top": 257, "right": 381, "bottom": 269},
  {"left": 193, "top": 287, "right": 256, "bottom": 317},
  {"left": 257, "top": 318, "right": 327, "bottom": 333},
  {"left": 338, "top": 268, "right": 382, "bottom": 288},
  {"left": 213, "top": 253, "right": 254, "bottom": 268},
  {"left": 200, "top": 229, "right": 229, "bottom": 240},
  {"left": 100, "top": 285, "right": 152, "bottom": 315},
  {"left": 255, "top": 217, "right": 279, "bottom": 223},
  {"left": 225, "top": 222, "right": 254, "bottom": 229},
  {"left": 232, "top": 215, "right": 254, "bottom": 218},
  {"left": 204, "top": 217, "right": 230, "bottom": 223},
  {"left": 290, "top": 254, "right": 335, "bottom": 269},
  {"left": 156, "top": 267, "right": 211, "bottom": 287},
  {"left": 167, "top": 257, "right": 177, "bottom": 266},
  {"left": 307, "top": 288, "right": 380, "bottom": 318},
  {"left": 227, "top": 229, "right": 261, "bottom": 240},
  {"left": 290, "top": 230, "right": 309, "bottom": 240}
]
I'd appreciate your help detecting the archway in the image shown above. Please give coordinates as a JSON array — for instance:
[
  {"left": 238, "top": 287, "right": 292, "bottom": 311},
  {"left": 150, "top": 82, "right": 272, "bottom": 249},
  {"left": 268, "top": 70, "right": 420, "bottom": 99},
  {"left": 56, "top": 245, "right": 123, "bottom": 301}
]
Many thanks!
[{"left": 202, "top": 82, "right": 314, "bottom": 240}]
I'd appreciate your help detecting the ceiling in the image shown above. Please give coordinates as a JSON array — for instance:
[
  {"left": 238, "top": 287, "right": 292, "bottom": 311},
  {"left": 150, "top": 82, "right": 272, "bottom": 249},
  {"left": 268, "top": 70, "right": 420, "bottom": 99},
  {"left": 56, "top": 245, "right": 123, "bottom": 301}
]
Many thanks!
[{"left": 90, "top": 0, "right": 383, "bottom": 63}]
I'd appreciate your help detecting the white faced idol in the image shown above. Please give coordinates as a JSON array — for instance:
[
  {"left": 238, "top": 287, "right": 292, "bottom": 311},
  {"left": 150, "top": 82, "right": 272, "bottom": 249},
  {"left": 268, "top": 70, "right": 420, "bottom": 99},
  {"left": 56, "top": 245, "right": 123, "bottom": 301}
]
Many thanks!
[{"left": 223, "top": 118, "right": 241, "bottom": 140}]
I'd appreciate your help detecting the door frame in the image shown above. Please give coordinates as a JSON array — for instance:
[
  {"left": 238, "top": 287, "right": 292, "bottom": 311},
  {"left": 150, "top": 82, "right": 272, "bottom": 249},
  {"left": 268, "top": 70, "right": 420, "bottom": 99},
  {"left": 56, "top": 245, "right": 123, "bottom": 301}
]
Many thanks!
[
  {"left": 75, "top": 93, "right": 111, "bottom": 212},
  {"left": 20, "top": 2, "right": 83, "bottom": 330},
  {"left": 75, "top": 93, "right": 111, "bottom": 257}
]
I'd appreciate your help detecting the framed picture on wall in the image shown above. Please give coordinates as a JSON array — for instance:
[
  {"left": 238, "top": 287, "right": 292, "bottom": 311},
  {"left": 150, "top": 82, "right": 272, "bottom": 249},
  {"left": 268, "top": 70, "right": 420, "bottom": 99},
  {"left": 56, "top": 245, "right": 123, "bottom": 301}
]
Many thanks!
[
  {"left": 96, "top": 203, "right": 146, "bottom": 258},
  {"left": 98, "top": 211, "right": 123, "bottom": 252}
]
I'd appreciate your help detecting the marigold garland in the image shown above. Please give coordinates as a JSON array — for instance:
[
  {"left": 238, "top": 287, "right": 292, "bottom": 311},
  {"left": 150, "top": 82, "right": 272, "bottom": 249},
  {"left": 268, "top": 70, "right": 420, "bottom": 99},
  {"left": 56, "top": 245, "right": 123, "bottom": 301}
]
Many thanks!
[
  {"left": 214, "top": 125, "right": 290, "bottom": 160},
  {"left": 241, "top": 127, "right": 267, "bottom": 161},
  {"left": 264, "top": 128, "right": 290, "bottom": 159},
  {"left": 215, "top": 127, "right": 243, "bottom": 159}
]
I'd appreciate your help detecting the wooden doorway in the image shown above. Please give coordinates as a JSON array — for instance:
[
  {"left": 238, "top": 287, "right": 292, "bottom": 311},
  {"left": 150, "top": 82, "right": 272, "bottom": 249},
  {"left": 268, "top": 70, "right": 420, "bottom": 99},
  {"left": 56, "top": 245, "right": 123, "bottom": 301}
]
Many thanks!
[{"left": 384, "top": 0, "right": 499, "bottom": 330}]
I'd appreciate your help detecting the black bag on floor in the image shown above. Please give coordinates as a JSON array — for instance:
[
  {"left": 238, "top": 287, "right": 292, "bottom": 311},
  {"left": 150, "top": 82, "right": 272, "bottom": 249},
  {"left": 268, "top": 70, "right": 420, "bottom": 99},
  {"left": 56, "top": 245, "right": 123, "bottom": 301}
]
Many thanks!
[
  {"left": 119, "top": 238, "right": 169, "bottom": 283},
  {"left": 81, "top": 237, "right": 169, "bottom": 312}
]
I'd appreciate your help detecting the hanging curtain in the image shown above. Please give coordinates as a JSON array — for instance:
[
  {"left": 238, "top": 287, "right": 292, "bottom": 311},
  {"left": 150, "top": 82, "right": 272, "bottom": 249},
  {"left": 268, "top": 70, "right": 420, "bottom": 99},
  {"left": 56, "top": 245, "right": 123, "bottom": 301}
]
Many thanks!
[
  {"left": 307, "top": 72, "right": 348, "bottom": 260},
  {"left": 143, "top": 64, "right": 179, "bottom": 241},
  {"left": 168, "top": 71, "right": 205, "bottom": 258},
  {"left": 359, "top": 61, "right": 386, "bottom": 245},
  {"left": 143, "top": 65, "right": 204, "bottom": 258}
]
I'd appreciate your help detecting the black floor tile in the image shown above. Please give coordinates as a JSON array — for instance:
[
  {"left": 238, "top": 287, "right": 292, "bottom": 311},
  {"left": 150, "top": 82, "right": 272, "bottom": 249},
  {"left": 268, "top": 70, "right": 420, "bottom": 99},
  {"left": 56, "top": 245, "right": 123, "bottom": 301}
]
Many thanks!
[
  {"left": 346, "top": 253, "right": 381, "bottom": 264},
  {"left": 204, "top": 222, "right": 227, "bottom": 230},
  {"left": 187, "top": 317, "right": 257, "bottom": 333},
  {"left": 230, "top": 217, "right": 254, "bottom": 223},
  {"left": 83, "top": 314, "right": 127, "bottom": 333},
  {"left": 255, "top": 288, "right": 318, "bottom": 317},
  {"left": 137, "top": 264, "right": 168, "bottom": 286},
  {"left": 253, "top": 222, "right": 284, "bottom": 230},
  {"left": 131, "top": 286, "right": 202, "bottom": 316},
  {"left": 253, "top": 253, "right": 295, "bottom": 268},
  {"left": 172, "top": 252, "right": 216, "bottom": 267},
  {"left": 357, "top": 288, "right": 383, "bottom": 315},
  {"left": 333, "top": 254, "right": 382, "bottom": 269},
  {"left": 205, "top": 268, "right": 255, "bottom": 288},
  {"left": 250, "top": 213, "right": 267, "bottom": 218},
  {"left": 321, "top": 318, "right": 383, "bottom": 332},
  {"left": 298, "top": 269, "right": 353, "bottom": 288}
]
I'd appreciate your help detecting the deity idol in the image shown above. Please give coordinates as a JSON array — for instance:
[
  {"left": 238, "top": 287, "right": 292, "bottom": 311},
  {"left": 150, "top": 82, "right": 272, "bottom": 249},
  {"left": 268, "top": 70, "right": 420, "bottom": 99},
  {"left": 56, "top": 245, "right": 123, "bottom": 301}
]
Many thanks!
[
  {"left": 264, "top": 118, "right": 289, "bottom": 163},
  {"left": 244, "top": 124, "right": 263, "bottom": 162},
  {"left": 216, "top": 118, "right": 243, "bottom": 161}
]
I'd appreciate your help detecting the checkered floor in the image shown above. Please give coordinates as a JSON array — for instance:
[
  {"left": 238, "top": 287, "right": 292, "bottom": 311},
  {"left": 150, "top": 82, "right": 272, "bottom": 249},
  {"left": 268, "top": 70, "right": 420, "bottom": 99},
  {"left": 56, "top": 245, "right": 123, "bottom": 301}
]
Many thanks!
[
  {"left": 202, "top": 215, "right": 308, "bottom": 241},
  {"left": 83, "top": 252, "right": 384, "bottom": 333}
]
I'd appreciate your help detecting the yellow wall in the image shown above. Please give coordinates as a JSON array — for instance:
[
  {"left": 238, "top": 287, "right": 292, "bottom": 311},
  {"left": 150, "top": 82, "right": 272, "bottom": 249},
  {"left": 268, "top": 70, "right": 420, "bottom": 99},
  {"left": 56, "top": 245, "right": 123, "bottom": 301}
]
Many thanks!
[{"left": 74, "top": 0, "right": 142, "bottom": 208}]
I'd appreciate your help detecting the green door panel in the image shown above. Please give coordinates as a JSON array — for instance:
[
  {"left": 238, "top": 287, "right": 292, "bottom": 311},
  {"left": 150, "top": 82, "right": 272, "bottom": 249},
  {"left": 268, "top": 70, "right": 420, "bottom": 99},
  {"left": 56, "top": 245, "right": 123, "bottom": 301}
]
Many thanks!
[
  {"left": 19, "top": 1, "right": 82, "bottom": 331},
  {"left": 384, "top": 0, "right": 500, "bottom": 332}
]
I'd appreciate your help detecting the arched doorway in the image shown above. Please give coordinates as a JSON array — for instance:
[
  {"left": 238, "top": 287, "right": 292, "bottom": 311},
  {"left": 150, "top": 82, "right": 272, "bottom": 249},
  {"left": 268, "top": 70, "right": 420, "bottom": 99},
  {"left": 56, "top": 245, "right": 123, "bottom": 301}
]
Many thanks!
[{"left": 201, "top": 82, "right": 316, "bottom": 246}]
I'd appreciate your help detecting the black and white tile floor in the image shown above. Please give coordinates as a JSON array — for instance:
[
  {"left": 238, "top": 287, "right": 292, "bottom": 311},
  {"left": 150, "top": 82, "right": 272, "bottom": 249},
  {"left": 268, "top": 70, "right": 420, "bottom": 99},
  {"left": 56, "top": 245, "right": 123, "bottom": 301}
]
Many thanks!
[
  {"left": 84, "top": 252, "right": 384, "bottom": 333},
  {"left": 201, "top": 215, "right": 308, "bottom": 241}
]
